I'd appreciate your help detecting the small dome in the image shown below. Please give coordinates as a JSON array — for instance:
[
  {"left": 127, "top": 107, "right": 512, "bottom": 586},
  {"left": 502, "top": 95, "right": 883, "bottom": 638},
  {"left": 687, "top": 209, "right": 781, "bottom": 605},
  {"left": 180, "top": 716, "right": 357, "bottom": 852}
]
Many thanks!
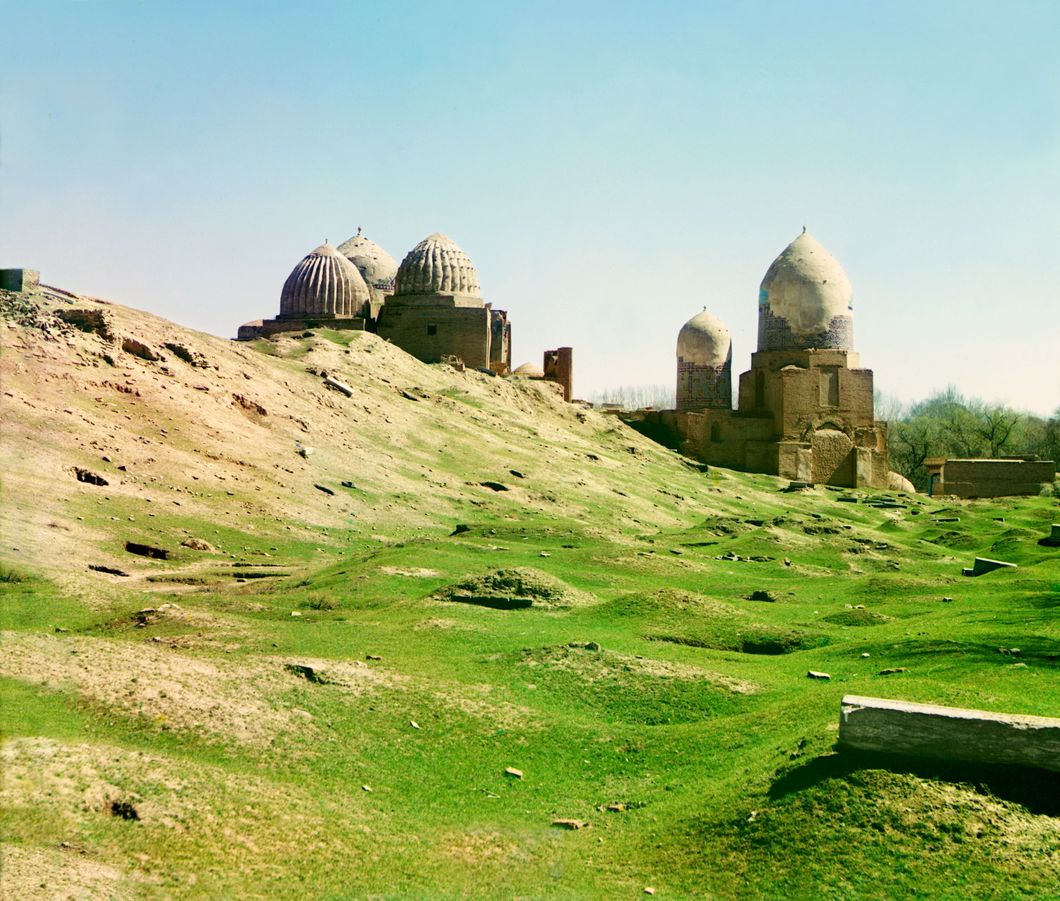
[
  {"left": 677, "top": 309, "right": 732, "bottom": 367},
  {"left": 394, "top": 232, "right": 481, "bottom": 297},
  {"left": 513, "top": 362, "right": 545, "bottom": 377},
  {"left": 887, "top": 471, "right": 916, "bottom": 493},
  {"left": 759, "top": 230, "right": 852, "bottom": 337},
  {"left": 337, "top": 227, "right": 398, "bottom": 292},
  {"left": 279, "top": 243, "right": 370, "bottom": 319}
]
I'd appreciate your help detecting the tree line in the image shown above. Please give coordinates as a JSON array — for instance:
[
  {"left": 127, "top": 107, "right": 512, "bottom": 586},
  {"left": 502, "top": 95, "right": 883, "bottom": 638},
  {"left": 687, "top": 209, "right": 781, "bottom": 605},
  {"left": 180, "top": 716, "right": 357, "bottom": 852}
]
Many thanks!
[{"left": 882, "top": 387, "right": 1059, "bottom": 490}]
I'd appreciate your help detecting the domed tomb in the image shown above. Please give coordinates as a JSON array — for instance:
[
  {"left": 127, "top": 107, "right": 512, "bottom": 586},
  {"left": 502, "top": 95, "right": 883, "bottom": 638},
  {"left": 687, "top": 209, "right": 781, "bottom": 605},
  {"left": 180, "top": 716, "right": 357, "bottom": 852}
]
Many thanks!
[
  {"left": 279, "top": 243, "right": 371, "bottom": 320},
  {"left": 676, "top": 309, "right": 733, "bottom": 411},
  {"left": 757, "top": 230, "right": 853, "bottom": 351},
  {"left": 394, "top": 233, "right": 481, "bottom": 300},
  {"left": 513, "top": 361, "right": 545, "bottom": 378},
  {"left": 337, "top": 227, "right": 398, "bottom": 303}
]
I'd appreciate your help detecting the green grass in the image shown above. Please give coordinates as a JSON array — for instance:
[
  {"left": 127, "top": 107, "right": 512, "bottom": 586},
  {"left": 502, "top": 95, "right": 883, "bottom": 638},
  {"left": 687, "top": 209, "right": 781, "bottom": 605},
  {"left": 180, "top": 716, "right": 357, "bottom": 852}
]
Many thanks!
[{"left": 2, "top": 478, "right": 1058, "bottom": 898}]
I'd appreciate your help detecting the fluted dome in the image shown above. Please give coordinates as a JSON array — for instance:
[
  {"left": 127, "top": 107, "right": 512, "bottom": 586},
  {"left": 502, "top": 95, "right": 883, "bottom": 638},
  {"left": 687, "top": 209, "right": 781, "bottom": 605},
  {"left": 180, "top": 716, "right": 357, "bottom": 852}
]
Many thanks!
[
  {"left": 394, "top": 233, "right": 481, "bottom": 297},
  {"left": 677, "top": 309, "right": 732, "bottom": 367},
  {"left": 279, "top": 243, "right": 371, "bottom": 319},
  {"left": 337, "top": 227, "right": 398, "bottom": 293}
]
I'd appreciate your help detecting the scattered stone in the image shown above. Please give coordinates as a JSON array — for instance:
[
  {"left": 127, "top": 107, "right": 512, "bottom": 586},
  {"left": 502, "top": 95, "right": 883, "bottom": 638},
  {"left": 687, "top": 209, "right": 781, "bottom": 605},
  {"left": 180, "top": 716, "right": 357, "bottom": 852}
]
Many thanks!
[
  {"left": 73, "top": 467, "right": 108, "bottom": 486},
  {"left": 509, "top": 470, "right": 526, "bottom": 478},
  {"left": 837, "top": 496, "right": 858, "bottom": 503},
  {"left": 644, "top": 890, "right": 656, "bottom": 896},
  {"left": 540, "top": 551, "right": 551, "bottom": 557},
  {"left": 942, "top": 596, "right": 954, "bottom": 603},
  {"left": 807, "top": 671, "right": 831, "bottom": 680},
  {"left": 1038, "top": 524, "right": 1060, "bottom": 548},
  {"left": 121, "top": 337, "right": 161, "bottom": 361},
  {"left": 124, "top": 541, "right": 169, "bottom": 560},
  {"left": 669, "top": 548, "right": 683, "bottom": 555},
  {"left": 962, "top": 557, "right": 1017, "bottom": 577},
  {"left": 57, "top": 308, "right": 113, "bottom": 340},
  {"left": 605, "top": 803, "right": 627, "bottom": 812},
  {"left": 747, "top": 590, "right": 777, "bottom": 602},
  {"left": 290, "top": 611, "right": 302, "bottom": 617},
  {"left": 366, "top": 654, "right": 382, "bottom": 661},
  {"left": 88, "top": 564, "right": 129, "bottom": 577},
  {"left": 233, "top": 393, "right": 268, "bottom": 416},
  {"left": 860, "top": 652, "right": 871, "bottom": 658},
  {"left": 878, "top": 667, "right": 907, "bottom": 676},
  {"left": 839, "top": 694, "right": 1060, "bottom": 772},
  {"left": 297, "top": 446, "right": 314, "bottom": 458},
  {"left": 361, "top": 785, "right": 373, "bottom": 792},
  {"left": 323, "top": 375, "right": 355, "bottom": 397},
  {"left": 451, "top": 524, "right": 471, "bottom": 536},
  {"left": 341, "top": 480, "right": 356, "bottom": 489},
  {"left": 783, "top": 558, "right": 792, "bottom": 567},
  {"left": 934, "top": 517, "right": 960, "bottom": 523},
  {"left": 480, "top": 481, "right": 509, "bottom": 492},
  {"left": 551, "top": 819, "right": 588, "bottom": 830},
  {"left": 410, "top": 721, "right": 420, "bottom": 729},
  {"left": 314, "top": 483, "right": 335, "bottom": 496},
  {"left": 181, "top": 537, "right": 215, "bottom": 551},
  {"left": 504, "top": 767, "right": 523, "bottom": 779},
  {"left": 783, "top": 481, "right": 813, "bottom": 492},
  {"left": 163, "top": 342, "right": 210, "bottom": 367}
]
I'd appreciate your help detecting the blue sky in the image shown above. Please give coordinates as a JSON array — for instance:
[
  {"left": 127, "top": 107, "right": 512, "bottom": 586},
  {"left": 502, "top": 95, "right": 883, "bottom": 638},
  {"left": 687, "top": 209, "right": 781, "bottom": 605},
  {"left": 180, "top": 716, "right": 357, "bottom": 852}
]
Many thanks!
[{"left": 4, "top": 0, "right": 1058, "bottom": 413}]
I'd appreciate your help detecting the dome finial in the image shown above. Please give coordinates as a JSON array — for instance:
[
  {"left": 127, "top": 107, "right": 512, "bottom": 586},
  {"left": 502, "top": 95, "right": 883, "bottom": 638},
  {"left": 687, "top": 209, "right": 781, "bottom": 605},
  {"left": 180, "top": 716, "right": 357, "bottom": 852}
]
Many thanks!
[
  {"left": 802, "top": 225, "right": 807, "bottom": 234},
  {"left": 357, "top": 225, "right": 362, "bottom": 236}
]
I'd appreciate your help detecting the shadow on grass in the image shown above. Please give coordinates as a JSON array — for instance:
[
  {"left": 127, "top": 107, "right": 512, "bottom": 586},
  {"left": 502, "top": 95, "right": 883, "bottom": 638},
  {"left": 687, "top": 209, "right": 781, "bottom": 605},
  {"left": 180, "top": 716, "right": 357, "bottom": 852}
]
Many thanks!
[{"left": 769, "top": 749, "right": 1060, "bottom": 816}]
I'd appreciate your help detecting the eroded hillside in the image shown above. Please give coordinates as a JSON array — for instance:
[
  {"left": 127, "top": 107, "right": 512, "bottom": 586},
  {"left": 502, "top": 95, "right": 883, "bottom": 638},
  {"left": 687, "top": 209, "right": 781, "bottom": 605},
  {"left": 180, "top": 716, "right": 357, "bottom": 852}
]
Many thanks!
[{"left": 1, "top": 285, "right": 1057, "bottom": 900}]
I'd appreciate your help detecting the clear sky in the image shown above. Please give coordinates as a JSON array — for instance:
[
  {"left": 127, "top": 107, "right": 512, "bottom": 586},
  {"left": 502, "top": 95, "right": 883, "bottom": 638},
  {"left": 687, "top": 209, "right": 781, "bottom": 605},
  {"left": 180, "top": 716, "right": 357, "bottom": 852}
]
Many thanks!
[{"left": 4, "top": 0, "right": 1058, "bottom": 414}]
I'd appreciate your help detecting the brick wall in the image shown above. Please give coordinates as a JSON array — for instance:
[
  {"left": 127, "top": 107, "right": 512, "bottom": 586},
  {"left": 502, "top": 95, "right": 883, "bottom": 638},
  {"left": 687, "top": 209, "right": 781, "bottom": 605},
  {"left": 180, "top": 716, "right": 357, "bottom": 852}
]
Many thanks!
[
  {"left": 937, "top": 460, "right": 1056, "bottom": 498},
  {"left": 377, "top": 304, "right": 491, "bottom": 368}
]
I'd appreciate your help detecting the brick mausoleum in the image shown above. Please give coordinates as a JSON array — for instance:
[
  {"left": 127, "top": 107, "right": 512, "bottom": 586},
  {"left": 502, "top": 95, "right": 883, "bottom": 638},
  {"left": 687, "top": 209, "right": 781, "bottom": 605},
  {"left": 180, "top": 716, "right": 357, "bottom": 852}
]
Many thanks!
[{"left": 630, "top": 230, "right": 896, "bottom": 489}]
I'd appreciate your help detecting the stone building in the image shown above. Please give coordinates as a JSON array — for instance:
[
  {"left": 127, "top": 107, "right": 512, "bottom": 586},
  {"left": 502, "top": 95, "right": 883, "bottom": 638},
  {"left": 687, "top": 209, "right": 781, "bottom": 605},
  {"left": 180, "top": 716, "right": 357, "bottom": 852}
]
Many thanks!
[
  {"left": 237, "top": 242, "right": 371, "bottom": 340},
  {"left": 376, "top": 233, "right": 510, "bottom": 372},
  {"left": 337, "top": 227, "right": 398, "bottom": 320},
  {"left": 630, "top": 230, "right": 892, "bottom": 488}
]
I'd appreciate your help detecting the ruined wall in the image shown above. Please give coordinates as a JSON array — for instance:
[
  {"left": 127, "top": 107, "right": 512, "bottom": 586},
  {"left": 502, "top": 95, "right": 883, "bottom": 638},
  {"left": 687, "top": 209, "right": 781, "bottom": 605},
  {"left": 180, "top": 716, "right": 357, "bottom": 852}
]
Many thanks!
[
  {"left": 936, "top": 459, "right": 1056, "bottom": 498},
  {"left": 377, "top": 303, "right": 491, "bottom": 368},
  {"left": 490, "top": 310, "right": 511, "bottom": 371},
  {"left": 543, "top": 347, "right": 573, "bottom": 402}
]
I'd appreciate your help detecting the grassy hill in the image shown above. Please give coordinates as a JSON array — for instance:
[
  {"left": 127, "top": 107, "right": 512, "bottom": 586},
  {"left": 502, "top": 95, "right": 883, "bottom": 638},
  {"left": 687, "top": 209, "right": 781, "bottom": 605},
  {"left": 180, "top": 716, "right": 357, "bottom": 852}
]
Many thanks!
[{"left": 1, "top": 286, "right": 1058, "bottom": 899}]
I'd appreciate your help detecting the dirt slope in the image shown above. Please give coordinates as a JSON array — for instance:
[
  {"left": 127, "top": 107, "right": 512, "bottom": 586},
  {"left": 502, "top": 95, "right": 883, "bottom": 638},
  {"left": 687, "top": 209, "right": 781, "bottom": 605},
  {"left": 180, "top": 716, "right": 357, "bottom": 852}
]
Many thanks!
[{"left": 0, "top": 285, "right": 715, "bottom": 587}]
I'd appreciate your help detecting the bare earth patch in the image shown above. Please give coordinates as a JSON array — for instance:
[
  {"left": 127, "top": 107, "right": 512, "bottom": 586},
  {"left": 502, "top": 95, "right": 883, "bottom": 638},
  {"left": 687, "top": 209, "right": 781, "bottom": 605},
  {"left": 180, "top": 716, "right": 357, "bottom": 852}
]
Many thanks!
[{"left": 0, "top": 844, "right": 135, "bottom": 901}]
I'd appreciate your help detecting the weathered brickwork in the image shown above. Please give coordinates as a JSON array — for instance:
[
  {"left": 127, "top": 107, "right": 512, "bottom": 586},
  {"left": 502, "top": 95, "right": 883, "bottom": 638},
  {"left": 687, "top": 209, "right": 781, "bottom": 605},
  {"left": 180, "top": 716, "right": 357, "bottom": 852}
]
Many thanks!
[
  {"left": 377, "top": 301, "right": 492, "bottom": 369},
  {"left": 677, "top": 361, "right": 731, "bottom": 411},
  {"left": 543, "top": 347, "right": 574, "bottom": 402},
  {"left": 0, "top": 269, "right": 41, "bottom": 293},
  {"left": 757, "top": 307, "right": 853, "bottom": 352},
  {"left": 927, "top": 459, "right": 1056, "bottom": 498}
]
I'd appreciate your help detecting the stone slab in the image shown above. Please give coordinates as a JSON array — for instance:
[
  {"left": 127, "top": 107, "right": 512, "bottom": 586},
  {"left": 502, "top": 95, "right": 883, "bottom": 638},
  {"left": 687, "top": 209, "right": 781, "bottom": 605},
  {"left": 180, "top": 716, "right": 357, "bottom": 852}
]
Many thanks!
[{"left": 839, "top": 694, "right": 1060, "bottom": 773}]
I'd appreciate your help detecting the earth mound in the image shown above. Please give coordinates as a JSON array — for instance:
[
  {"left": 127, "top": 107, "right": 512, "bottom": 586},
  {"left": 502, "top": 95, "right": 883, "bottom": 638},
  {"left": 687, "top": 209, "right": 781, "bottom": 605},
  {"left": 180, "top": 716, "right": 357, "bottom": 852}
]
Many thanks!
[{"left": 436, "top": 567, "right": 590, "bottom": 610}]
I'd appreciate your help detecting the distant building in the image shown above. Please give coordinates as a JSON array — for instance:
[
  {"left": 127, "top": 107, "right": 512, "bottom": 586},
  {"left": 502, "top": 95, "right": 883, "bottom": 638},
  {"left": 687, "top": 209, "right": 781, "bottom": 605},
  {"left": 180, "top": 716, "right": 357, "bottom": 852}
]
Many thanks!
[
  {"left": 924, "top": 458, "right": 1056, "bottom": 498},
  {"left": 630, "top": 230, "right": 896, "bottom": 489},
  {"left": 237, "top": 229, "right": 572, "bottom": 398},
  {"left": 376, "top": 233, "right": 510, "bottom": 373}
]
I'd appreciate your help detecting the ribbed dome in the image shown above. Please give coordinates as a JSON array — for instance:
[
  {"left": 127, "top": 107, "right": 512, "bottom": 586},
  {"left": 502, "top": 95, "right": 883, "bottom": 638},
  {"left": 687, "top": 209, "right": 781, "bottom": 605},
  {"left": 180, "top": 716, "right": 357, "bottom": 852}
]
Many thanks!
[
  {"left": 677, "top": 309, "right": 732, "bottom": 367},
  {"left": 394, "top": 233, "right": 481, "bottom": 297},
  {"left": 279, "top": 243, "right": 371, "bottom": 319},
  {"left": 513, "top": 362, "right": 545, "bottom": 377},
  {"left": 337, "top": 227, "right": 398, "bottom": 292},
  {"left": 759, "top": 230, "right": 853, "bottom": 338}
]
